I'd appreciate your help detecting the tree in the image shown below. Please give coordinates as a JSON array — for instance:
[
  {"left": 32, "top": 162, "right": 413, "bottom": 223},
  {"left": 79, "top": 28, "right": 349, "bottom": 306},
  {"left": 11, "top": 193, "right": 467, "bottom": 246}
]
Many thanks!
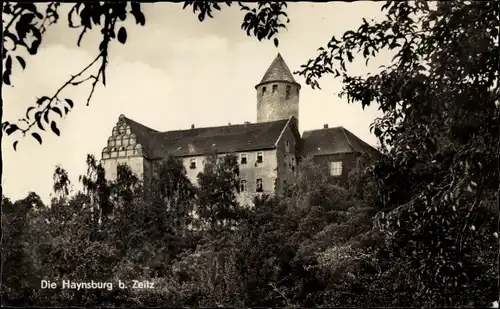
[
  {"left": 1, "top": 193, "right": 45, "bottom": 306},
  {"left": 195, "top": 153, "right": 242, "bottom": 235},
  {"left": 2, "top": 1, "right": 290, "bottom": 149},
  {"left": 150, "top": 156, "right": 196, "bottom": 236},
  {"left": 296, "top": 1, "right": 498, "bottom": 306}
]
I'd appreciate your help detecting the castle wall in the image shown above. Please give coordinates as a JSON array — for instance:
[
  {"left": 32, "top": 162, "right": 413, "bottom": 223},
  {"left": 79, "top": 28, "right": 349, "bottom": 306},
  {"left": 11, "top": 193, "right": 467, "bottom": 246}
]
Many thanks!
[
  {"left": 310, "top": 152, "right": 360, "bottom": 187},
  {"left": 275, "top": 121, "right": 300, "bottom": 194},
  {"left": 149, "top": 150, "right": 278, "bottom": 207},
  {"left": 256, "top": 82, "right": 300, "bottom": 128},
  {"left": 101, "top": 156, "right": 145, "bottom": 181},
  {"left": 100, "top": 114, "right": 146, "bottom": 182}
]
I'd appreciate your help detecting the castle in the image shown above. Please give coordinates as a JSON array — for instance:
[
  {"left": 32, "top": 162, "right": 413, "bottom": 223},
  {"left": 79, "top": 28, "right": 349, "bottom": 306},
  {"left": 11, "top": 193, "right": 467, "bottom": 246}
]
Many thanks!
[{"left": 100, "top": 54, "right": 379, "bottom": 205}]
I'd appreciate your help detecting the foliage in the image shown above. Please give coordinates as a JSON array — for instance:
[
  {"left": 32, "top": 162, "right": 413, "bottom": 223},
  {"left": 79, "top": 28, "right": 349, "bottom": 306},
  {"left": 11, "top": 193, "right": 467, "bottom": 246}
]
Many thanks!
[
  {"left": 195, "top": 153, "right": 242, "bottom": 235},
  {"left": 2, "top": 1, "right": 289, "bottom": 149},
  {"left": 1, "top": 193, "right": 44, "bottom": 306},
  {"left": 2, "top": 0, "right": 497, "bottom": 307},
  {"left": 297, "top": 0, "right": 499, "bottom": 306}
]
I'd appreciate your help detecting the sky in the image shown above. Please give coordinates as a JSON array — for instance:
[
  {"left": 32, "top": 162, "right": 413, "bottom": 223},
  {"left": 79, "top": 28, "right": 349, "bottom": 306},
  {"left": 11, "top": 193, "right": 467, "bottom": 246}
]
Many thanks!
[{"left": 2, "top": 2, "right": 392, "bottom": 203}]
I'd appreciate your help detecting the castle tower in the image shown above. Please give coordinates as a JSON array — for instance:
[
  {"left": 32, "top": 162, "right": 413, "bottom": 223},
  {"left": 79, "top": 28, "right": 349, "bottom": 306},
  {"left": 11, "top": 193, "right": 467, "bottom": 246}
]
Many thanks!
[{"left": 255, "top": 53, "right": 301, "bottom": 128}]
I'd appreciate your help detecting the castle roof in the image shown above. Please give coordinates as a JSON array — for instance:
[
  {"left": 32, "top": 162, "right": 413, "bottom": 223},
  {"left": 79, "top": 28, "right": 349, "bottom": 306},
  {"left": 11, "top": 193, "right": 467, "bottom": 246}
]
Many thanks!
[
  {"left": 257, "top": 53, "right": 299, "bottom": 87},
  {"left": 302, "top": 126, "right": 379, "bottom": 157},
  {"left": 122, "top": 116, "right": 291, "bottom": 159}
]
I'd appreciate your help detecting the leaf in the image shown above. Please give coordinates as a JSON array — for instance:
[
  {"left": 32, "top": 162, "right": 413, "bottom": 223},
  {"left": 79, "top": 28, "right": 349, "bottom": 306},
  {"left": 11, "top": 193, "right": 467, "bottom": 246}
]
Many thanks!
[
  {"left": 51, "top": 121, "right": 60, "bottom": 136},
  {"left": 64, "top": 98, "right": 74, "bottom": 108},
  {"left": 34, "top": 112, "right": 44, "bottom": 131},
  {"left": 13, "top": 141, "right": 18, "bottom": 151},
  {"left": 36, "top": 119, "right": 44, "bottom": 131},
  {"left": 273, "top": 38, "right": 279, "bottom": 47},
  {"left": 16, "top": 56, "right": 26, "bottom": 70},
  {"left": 32, "top": 132, "right": 42, "bottom": 144},
  {"left": 43, "top": 110, "right": 49, "bottom": 123},
  {"left": 6, "top": 55, "right": 13, "bottom": 71},
  {"left": 2, "top": 70, "right": 11, "bottom": 86},
  {"left": 37, "top": 96, "right": 50, "bottom": 105},
  {"left": 52, "top": 107, "right": 63, "bottom": 117},
  {"left": 132, "top": 10, "right": 145, "bottom": 26},
  {"left": 6, "top": 124, "right": 19, "bottom": 135},
  {"left": 117, "top": 27, "right": 127, "bottom": 44},
  {"left": 26, "top": 106, "right": 35, "bottom": 119}
]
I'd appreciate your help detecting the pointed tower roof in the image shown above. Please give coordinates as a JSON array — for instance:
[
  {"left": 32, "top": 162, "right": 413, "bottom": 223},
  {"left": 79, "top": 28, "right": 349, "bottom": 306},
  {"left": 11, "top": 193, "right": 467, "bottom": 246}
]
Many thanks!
[{"left": 256, "top": 53, "right": 299, "bottom": 87}]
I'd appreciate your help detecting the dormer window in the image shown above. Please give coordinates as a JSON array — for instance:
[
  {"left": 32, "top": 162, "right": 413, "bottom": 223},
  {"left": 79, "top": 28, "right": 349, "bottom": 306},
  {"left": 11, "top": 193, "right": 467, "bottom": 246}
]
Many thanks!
[
  {"left": 262, "top": 86, "right": 267, "bottom": 95},
  {"left": 190, "top": 158, "right": 196, "bottom": 169},
  {"left": 285, "top": 85, "right": 291, "bottom": 99},
  {"left": 272, "top": 84, "right": 278, "bottom": 93},
  {"left": 241, "top": 153, "right": 247, "bottom": 164},
  {"left": 256, "top": 151, "right": 263, "bottom": 163}
]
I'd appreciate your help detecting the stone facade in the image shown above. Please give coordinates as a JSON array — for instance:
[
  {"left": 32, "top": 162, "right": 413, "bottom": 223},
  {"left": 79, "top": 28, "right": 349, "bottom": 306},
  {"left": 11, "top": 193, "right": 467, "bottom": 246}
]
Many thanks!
[
  {"left": 256, "top": 53, "right": 301, "bottom": 129},
  {"left": 101, "top": 115, "right": 146, "bottom": 180},
  {"left": 100, "top": 54, "right": 379, "bottom": 204}
]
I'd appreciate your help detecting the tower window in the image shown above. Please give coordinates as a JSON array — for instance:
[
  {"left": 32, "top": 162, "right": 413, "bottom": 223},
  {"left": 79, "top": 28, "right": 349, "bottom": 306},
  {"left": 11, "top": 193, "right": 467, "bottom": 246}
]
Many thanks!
[
  {"left": 272, "top": 84, "right": 278, "bottom": 93},
  {"left": 190, "top": 158, "right": 196, "bottom": 169},
  {"left": 240, "top": 180, "right": 247, "bottom": 192},
  {"left": 286, "top": 85, "right": 291, "bottom": 99},
  {"left": 262, "top": 86, "right": 266, "bottom": 95},
  {"left": 241, "top": 153, "right": 247, "bottom": 164},
  {"left": 256, "top": 151, "right": 263, "bottom": 163},
  {"left": 256, "top": 178, "right": 263, "bottom": 192},
  {"left": 330, "top": 161, "right": 343, "bottom": 176},
  {"left": 285, "top": 140, "right": 290, "bottom": 152}
]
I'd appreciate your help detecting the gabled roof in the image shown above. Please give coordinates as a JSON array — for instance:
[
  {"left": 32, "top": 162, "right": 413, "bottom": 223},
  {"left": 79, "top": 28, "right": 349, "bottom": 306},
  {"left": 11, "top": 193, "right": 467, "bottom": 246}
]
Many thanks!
[
  {"left": 302, "top": 126, "right": 379, "bottom": 157},
  {"left": 122, "top": 116, "right": 158, "bottom": 146},
  {"left": 257, "top": 53, "right": 299, "bottom": 86},
  {"left": 123, "top": 116, "right": 291, "bottom": 159}
]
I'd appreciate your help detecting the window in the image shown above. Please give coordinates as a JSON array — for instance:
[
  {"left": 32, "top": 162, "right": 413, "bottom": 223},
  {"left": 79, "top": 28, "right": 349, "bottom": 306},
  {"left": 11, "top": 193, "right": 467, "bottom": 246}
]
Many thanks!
[
  {"left": 262, "top": 86, "right": 266, "bottom": 95},
  {"left": 256, "top": 151, "right": 263, "bottom": 163},
  {"left": 256, "top": 178, "right": 263, "bottom": 192},
  {"left": 241, "top": 153, "right": 247, "bottom": 164},
  {"left": 285, "top": 85, "right": 291, "bottom": 99},
  {"left": 330, "top": 161, "right": 343, "bottom": 176},
  {"left": 190, "top": 158, "right": 196, "bottom": 169},
  {"left": 240, "top": 180, "right": 247, "bottom": 192},
  {"left": 291, "top": 157, "right": 296, "bottom": 171},
  {"left": 285, "top": 140, "right": 290, "bottom": 152},
  {"left": 272, "top": 84, "right": 278, "bottom": 93}
]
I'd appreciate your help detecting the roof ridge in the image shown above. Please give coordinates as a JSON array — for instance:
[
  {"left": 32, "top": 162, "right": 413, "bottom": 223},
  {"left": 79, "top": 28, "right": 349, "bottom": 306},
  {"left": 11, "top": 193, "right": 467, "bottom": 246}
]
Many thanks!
[
  {"left": 159, "top": 119, "right": 288, "bottom": 134},
  {"left": 340, "top": 127, "right": 355, "bottom": 152}
]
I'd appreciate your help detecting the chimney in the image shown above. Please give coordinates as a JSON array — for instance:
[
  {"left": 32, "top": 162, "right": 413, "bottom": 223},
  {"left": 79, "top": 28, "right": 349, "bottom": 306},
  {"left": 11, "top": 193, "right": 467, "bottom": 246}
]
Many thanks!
[
  {"left": 323, "top": 124, "right": 328, "bottom": 129},
  {"left": 228, "top": 122, "right": 231, "bottom": 125},
  {"left": 191, "top": 124, "right": 195, "bottom": 129},
  {"left": 244, "top": 121, "right": 250, "bottom": 125}
]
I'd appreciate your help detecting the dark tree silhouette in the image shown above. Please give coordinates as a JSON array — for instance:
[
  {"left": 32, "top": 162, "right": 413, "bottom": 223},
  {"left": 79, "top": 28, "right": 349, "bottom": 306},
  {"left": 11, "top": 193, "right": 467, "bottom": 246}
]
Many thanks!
[{"left": 296, "top": 1, "right": 498, "bottom": 306}]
